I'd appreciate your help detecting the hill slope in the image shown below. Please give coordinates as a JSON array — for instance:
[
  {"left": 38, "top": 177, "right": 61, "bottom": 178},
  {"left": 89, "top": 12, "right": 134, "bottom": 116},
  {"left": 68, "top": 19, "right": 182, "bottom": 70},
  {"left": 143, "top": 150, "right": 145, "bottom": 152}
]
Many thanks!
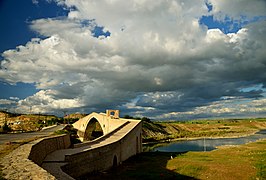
[{"left": 142, "top": 119, "right": 266, "bottom": 142}]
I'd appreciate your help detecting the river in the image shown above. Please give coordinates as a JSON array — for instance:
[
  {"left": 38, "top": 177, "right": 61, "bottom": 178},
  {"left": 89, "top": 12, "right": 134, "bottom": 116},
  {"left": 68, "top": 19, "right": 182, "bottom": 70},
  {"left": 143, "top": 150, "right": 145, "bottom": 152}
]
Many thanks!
[{"left": 151, "top": 130, "right": 266, "bottom": 152}]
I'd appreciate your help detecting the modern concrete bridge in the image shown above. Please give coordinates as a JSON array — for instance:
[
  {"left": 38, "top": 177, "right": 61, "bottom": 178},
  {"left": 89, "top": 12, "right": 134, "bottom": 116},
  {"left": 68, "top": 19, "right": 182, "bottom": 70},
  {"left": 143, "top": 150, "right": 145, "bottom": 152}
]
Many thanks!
[{"left": 41, "top": 110, "right": 142, "bottom": 179}]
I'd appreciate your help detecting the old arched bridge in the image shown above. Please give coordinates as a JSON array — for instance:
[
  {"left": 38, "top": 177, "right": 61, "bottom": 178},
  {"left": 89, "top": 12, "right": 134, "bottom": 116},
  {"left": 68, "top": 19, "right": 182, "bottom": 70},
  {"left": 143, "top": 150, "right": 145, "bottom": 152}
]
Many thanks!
[{"left": 41, "top": 110, "right": 142, "bottom": 179}]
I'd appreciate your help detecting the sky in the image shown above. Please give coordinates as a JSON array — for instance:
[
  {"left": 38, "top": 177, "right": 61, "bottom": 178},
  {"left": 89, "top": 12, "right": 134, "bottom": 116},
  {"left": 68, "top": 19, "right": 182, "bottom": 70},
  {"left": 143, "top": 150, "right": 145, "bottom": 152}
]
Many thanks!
[{"left": 0, "top": 0, "right": 266, "bottom": 120}]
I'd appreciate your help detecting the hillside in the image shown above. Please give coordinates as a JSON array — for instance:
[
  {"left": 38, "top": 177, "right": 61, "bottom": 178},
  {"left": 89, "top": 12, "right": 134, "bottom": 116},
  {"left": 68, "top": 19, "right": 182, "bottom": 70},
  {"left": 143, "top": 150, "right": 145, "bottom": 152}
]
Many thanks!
[
  {"left": 0, "top": 111, "right": 59, "bottom": 132},
  {"left": 64, "top": 113, "right": 87, "bottom": 119},
  {"left": 142, "top": 118, "right": 266, "bottom": 142}
]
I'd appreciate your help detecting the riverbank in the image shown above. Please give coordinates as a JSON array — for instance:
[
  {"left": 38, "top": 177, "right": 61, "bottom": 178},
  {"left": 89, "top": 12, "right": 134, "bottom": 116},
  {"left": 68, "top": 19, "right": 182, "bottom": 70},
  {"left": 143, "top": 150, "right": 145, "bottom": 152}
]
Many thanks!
[
  {"left": 144, "top": 129, "right": 259, "bottom": 144},
  {"left": 142, "top": 129, "right": 264, "bottom": 152},
  {"left": 142, "top": 118, "right": 266, "bottom": 143}
]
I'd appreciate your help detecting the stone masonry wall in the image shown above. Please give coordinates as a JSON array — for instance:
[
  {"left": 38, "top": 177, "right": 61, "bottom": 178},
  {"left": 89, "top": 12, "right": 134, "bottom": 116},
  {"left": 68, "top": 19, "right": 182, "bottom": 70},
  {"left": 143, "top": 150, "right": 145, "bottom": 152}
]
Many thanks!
[
  {"left": 29, "top": 134, "right": 71, "bottom": 166},
  {"left": 0, "top": 134, "right": 71, "bottom": 180},
  {"left": 63, "top": 142, "right": 121, "bottom": 178},
  {"left": 120, "top": 121, "right": 142, "bottom": 161},
  {"left": 62, "top": 121, "right": 142, "bottom": 178}
]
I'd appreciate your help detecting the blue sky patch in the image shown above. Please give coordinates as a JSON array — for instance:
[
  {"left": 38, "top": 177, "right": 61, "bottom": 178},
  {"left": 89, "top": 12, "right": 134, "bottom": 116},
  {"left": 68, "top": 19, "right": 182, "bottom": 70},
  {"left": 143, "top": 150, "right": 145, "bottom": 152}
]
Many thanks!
[
  {"left": 200, "top": 14, "right": 266, "bottom": 34},
  {"left": 92, "top": 26, "right": 111, "bottom": 38},
  {"left": 200, "top": 15, "right": 242, "bottom": 34},
  {"left": 0, "top": 82, "right": 38, "bottom": 100},
  {"left": 0, "top": 0, "right": 69, "bottom": 54}
]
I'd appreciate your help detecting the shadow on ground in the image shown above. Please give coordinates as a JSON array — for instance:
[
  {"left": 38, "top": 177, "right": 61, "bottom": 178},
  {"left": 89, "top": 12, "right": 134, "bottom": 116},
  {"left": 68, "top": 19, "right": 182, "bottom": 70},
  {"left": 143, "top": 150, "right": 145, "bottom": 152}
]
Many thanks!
[{"left": 78, "top": 152, "right": 197, "bottom": 180}]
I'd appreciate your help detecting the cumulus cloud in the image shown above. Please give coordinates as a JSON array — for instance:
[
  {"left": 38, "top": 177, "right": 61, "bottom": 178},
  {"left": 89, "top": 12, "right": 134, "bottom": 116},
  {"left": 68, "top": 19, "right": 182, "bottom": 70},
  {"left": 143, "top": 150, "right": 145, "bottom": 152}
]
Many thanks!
[
  {"left": 32, "top": 0, "right": 39, "bottom": 5},
  {"left": 208, "top": 0, "right": 266, "bottom": 20},
  {"left": 0, "top": 99, "right": 15, "bottom": 105},
  {"left": 0, "top": 0, "right": 266, "bottom": 119},
  {"left": 15, "top": 90, "right": 81, "bottom": 114},
  {"left": 157, "top": 97, "right": 266, "bottom": 120}
]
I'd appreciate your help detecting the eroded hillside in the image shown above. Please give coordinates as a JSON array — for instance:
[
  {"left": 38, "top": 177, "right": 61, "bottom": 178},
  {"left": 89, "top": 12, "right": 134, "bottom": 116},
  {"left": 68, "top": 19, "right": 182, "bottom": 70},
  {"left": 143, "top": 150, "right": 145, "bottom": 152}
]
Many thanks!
[{"left": 142, "top": 119, "right": 266, "bottom": 142}]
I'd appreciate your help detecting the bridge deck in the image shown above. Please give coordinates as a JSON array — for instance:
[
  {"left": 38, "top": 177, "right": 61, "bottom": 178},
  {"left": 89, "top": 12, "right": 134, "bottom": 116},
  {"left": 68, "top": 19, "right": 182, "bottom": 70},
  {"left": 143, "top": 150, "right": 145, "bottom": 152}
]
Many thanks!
[{"left": 43, "top": 120, "right": 139, "bottom": 163}]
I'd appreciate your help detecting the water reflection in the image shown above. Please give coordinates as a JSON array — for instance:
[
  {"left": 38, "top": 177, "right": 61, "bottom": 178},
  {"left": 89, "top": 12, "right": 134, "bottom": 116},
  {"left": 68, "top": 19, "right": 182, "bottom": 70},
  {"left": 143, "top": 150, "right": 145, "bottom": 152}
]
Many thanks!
[{"left": 152, "top": 130, "right": 266, "bottom": 152}]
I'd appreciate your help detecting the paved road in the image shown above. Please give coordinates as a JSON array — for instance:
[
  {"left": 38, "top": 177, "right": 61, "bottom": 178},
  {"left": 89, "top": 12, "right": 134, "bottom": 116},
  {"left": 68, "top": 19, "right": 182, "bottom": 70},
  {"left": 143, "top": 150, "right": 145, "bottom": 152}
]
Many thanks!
[{"left": 0, "top": 124, "right": 65, "bottom": 145}]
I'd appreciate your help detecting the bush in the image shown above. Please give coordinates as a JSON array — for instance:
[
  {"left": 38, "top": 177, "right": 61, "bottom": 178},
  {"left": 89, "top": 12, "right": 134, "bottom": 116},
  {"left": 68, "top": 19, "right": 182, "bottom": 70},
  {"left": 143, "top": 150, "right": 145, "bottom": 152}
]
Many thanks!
[
  {"left": 54, "top": 125, "right": 81, "bottom": 144},
  {"left": 2, "top": 122, "right": 11, "bottom": 133},
  {"left": 141, "top": 117, "right": 151, "bottom": 123},
  {"left": 124, "top": 115, "right": 134, "bottom": 119}
]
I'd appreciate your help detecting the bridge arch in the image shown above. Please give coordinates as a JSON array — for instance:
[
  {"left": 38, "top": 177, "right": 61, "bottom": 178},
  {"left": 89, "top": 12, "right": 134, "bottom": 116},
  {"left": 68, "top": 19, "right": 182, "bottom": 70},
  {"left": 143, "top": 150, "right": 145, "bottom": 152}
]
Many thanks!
[
  {"left": 83, "top": 117, "right": 104, "bottom": 141},
  {"left": 112, "top": 155, "right": 118, "bottom": 168},
  {"left": 73, "top": 111, "right": 134, "bottom": 142}
]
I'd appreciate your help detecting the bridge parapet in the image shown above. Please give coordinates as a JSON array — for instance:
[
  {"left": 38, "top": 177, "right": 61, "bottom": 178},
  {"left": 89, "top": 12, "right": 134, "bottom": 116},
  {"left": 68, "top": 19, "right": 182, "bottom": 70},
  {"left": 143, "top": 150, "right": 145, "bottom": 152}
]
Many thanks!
[
  {"left": 42, "top": 118, "right": 142, "bottom": 179},
  {"left": 42, "top": 111, "right": 142, "bottom": 179},
  {"left": 62, "top": 119, "right": 142, "bottom": 178}
]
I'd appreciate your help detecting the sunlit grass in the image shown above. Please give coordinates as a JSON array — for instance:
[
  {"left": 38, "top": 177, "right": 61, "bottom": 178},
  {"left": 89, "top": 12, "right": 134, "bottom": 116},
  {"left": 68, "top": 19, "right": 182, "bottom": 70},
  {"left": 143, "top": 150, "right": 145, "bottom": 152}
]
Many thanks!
[
  {"left": 82, "top": 139, "right": 266, "bottom": 179},
  {"left": 166, "top": 139, "right": 266, "bottom": 179}
]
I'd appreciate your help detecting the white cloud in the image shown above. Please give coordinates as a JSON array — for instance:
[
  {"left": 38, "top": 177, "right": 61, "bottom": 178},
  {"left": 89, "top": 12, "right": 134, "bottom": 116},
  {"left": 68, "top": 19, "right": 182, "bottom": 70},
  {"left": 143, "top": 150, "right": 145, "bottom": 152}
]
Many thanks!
[
  {"left": 1, "top": 0, "right": 266, "bottom": 118},
  {"left": 208, "top": 0, "right": 266, "bottom": 21},
  {"left": 0, "top": 99, "right": 15, "bottom": 105},
  {"left": 9, "top": 97, "right": 19, "bottom": 101},
  {"left": 16, "top": 90, "right": 82, "bottom": 114},
  {"left": 157, "top": 97, "right": 266, "bottom": 120},
  {"left": 32, "top": 0, "right": 39, "bottom": 5}
]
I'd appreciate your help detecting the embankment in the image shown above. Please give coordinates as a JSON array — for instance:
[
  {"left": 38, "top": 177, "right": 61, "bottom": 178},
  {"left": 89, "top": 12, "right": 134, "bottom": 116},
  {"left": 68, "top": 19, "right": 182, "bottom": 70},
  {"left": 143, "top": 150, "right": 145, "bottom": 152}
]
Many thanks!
[{"left": 142, "top": 118, "right": 266, "bottom": 143}]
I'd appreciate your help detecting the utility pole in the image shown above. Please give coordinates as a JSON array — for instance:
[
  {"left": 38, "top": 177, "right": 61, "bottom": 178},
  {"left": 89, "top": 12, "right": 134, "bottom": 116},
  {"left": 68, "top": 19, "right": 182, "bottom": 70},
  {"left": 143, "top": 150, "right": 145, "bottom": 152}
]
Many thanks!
[
  {"left": 29, "top": 106, "right": 32, "bottom": 115},
  {"left": 204, "top": 137, "right": 206, "bottom": 152},
  {"left": 4, "top": 108, "right": 7, "bottom": 125},
  {"left": 63, "top": 110, "right": 67, "bottom": 124}
]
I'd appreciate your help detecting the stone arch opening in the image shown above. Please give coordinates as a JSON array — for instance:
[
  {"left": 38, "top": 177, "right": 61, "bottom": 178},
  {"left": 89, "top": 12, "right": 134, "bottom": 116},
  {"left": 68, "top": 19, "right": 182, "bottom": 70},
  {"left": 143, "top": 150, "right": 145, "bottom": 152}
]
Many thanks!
[
  {"left": 106, "top": 110, "right": 119, "bottom": 119},
  {"left": 136, "top": 136, "right": 139, "bottom": 153},
  {"left": 112, "top": 155, "right": 118, "bottom": 168},
  {"left": 84, "top": 118, "right": 104, "bottom": 141}
]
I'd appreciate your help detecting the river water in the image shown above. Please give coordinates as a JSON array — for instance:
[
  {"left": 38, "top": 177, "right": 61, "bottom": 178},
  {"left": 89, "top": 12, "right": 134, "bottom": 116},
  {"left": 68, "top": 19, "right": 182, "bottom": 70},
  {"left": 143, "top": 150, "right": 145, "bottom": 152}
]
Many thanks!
[{"left": 152, "top": 130, "right": 266, "bottom": 152}]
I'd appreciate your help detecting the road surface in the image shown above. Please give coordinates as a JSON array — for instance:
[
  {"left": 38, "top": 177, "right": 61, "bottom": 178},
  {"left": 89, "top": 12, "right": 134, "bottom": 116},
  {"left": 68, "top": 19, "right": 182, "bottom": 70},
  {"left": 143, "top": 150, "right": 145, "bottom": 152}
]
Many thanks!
[{"left": 0, "top": 124, "right": 65, "bottom": 144}]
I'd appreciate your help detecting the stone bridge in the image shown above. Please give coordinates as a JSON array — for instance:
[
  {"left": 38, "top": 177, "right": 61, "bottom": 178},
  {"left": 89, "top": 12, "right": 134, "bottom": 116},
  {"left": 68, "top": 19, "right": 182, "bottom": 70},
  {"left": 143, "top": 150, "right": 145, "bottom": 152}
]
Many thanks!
[{"left": 41, "top": 110, "right": 142, "bottom": 179}]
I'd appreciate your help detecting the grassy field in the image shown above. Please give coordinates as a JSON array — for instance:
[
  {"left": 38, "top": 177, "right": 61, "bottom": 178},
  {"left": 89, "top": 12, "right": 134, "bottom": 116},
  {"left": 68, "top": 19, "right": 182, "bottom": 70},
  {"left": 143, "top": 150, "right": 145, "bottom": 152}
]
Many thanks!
[
  {"left": 167, "top": 139, "right": 266, "bottom": 179},
  {"left": 84, "top": 138, "right": 266, "bottom": 180}
]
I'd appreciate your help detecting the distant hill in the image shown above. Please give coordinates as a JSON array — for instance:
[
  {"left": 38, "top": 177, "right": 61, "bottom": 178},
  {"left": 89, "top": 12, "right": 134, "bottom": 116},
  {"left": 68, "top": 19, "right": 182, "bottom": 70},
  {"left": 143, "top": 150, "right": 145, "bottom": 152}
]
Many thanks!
[
  {"left": 142, "top": 118, "right": 266, "bottom": 143},
  {"left": 64, "top": 113, "right": 88, "bottom": 119},
  {"left": 0, "top": 111, "right": 59, "bottom": 132}
]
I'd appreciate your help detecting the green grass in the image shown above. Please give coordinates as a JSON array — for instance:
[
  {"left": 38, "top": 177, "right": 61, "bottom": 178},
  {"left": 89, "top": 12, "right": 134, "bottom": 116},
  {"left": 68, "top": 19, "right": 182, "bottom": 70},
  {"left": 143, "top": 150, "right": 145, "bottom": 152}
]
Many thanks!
[
  {"left": 175, "top": 165, "right": 206, "bottom": 177},
  {"left": 253, "top": 141, "right": 266, "bottom": 179},
  {"left": 167, "top": 139, "right": 266, "bottom": 179}
]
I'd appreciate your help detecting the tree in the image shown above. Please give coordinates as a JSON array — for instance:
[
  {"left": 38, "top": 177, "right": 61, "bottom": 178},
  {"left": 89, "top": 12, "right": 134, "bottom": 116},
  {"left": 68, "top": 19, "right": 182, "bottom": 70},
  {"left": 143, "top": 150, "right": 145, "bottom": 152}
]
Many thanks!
[
  {"left": 2, "top": 122, "right": 11, "bottom": 133},
  {"left": 141, "top": 117, "right": 151, "bottom": 123},
  {"left": 124, "top": 115, "right": 134, "bottom": 119}
]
